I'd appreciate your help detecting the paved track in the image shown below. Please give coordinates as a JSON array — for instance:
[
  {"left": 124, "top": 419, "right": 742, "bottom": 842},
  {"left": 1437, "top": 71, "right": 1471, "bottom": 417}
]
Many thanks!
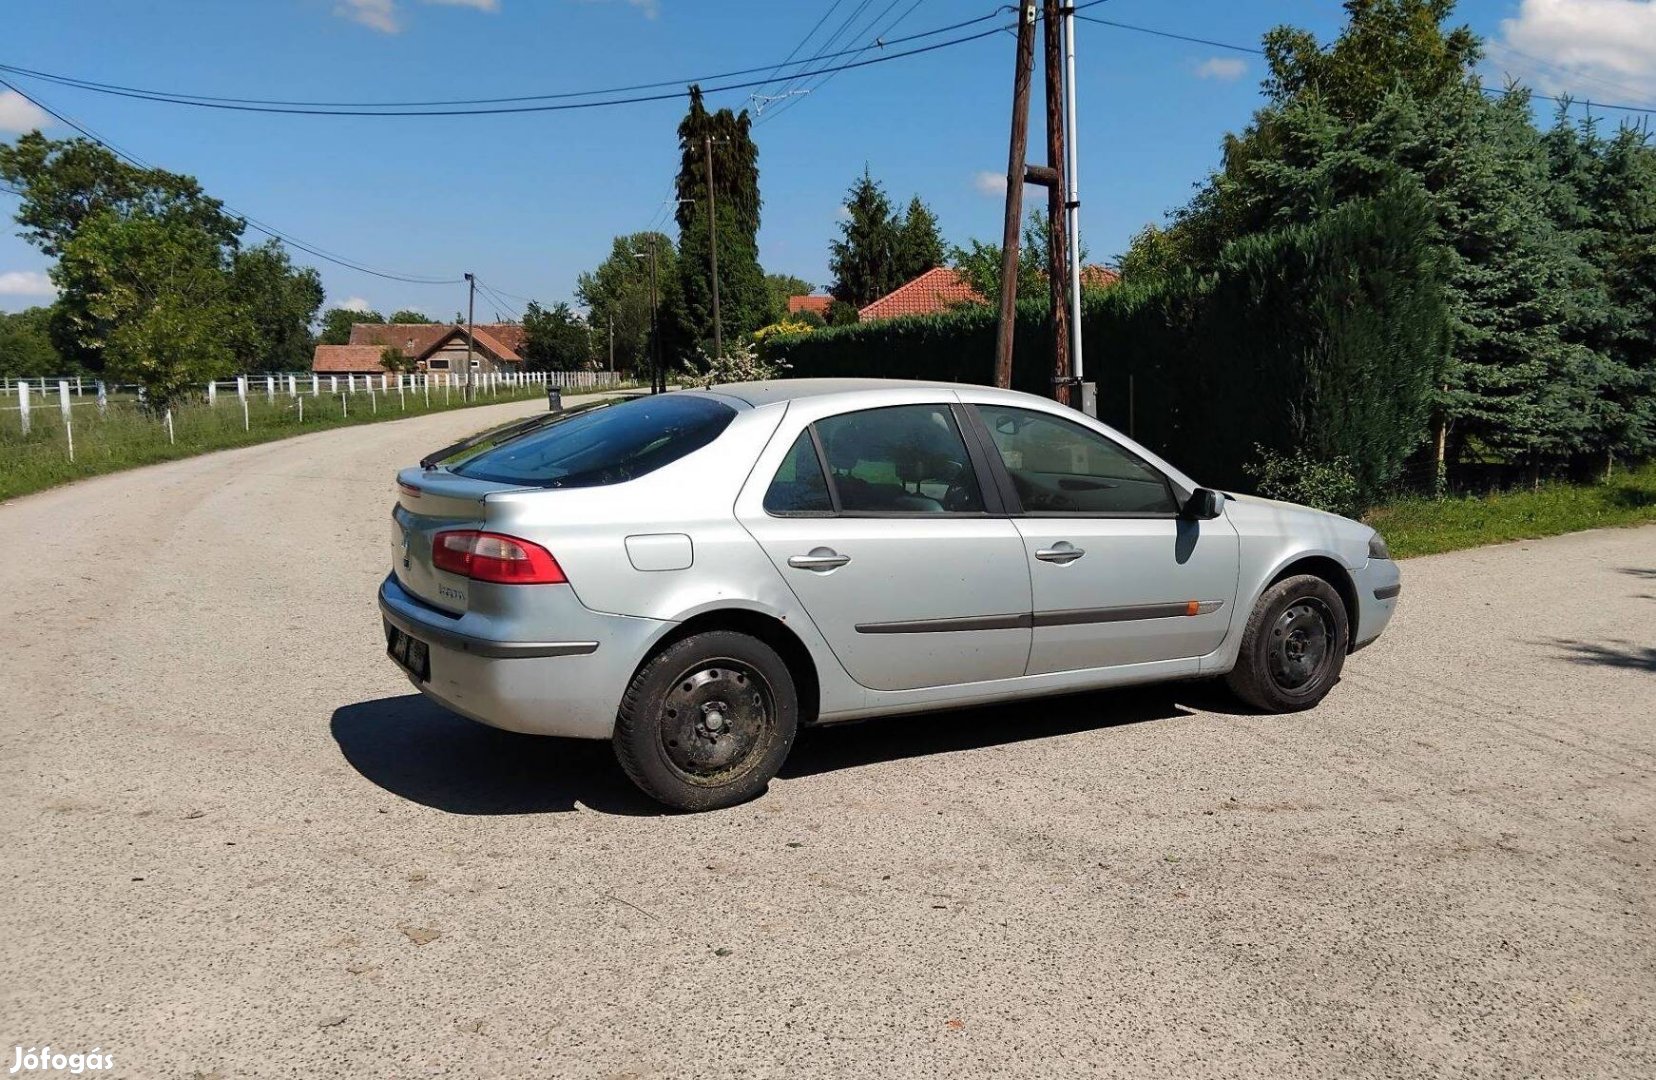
[{"left": 2, "top": 398, "right": 1652, "bottom": 1079}]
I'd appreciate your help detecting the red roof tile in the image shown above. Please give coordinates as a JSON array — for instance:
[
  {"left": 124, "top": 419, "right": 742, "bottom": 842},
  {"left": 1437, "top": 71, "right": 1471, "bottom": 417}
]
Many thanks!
[
  {"left": 311, "top": 344, "right": 393, "bottom": 373},
  {"left": 787, "top": 295, "right": 833, "bottom": 316},
  {"left": 1081, "top": 265, "right": 1121, "bottom": 289},
  {"left": 858, "top": 267, "right": 986, "bottom": 322}
]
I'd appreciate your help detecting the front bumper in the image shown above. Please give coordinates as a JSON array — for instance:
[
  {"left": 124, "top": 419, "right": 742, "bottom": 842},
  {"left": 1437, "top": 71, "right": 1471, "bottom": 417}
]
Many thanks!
[
  {"left": 1350, "top": 557, "right": 1402, "bottom": 652},
  {"left": 377, "top": 574, "right": 667, "bottom": 739}
]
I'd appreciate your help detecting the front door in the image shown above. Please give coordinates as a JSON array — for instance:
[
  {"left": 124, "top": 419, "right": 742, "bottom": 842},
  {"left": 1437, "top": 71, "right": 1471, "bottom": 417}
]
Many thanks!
[
  {"left": 968, "top": 403, "right": 1240, "bottom": 674},
  {"left": 738, "top": 402, "right": 1032, "bottom": 692}
]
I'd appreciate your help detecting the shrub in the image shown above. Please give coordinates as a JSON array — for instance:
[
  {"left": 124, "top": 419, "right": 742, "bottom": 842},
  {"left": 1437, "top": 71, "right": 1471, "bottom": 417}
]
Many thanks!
[
  {"left": 680, "top": 341, "right": 786, "bottom": 388},
  {"left": 1244, "top": 446, "right": 1362, "bottom": 517}
]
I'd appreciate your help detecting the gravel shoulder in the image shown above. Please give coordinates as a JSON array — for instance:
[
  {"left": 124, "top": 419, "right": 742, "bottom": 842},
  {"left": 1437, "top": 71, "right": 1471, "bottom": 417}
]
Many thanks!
[{"left": 1, "top": 399, "right": 1651, "bottom": 1079}]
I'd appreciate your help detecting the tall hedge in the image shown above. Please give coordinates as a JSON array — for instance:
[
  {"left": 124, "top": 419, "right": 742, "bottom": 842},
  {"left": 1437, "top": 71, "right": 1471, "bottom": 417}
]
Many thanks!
[{"left": 771, "top": 188, "right": 1449, "bottom": 500}]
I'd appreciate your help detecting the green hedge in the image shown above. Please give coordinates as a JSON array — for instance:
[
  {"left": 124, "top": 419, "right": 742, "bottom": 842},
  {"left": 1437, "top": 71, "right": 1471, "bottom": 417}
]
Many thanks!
[{"left": 771, "top": 189, "right": 1449, "bottom": 500}]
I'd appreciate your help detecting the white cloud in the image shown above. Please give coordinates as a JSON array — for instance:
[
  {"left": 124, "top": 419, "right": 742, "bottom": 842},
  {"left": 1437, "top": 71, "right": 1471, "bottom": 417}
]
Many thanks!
[
  {"left": 1193, "top": 57, "right": 1247, "bottom": 81},
  {"left": 0, "top": 90, "right": 51, "bottom": 134},
  {"left": 834, "top": 204, "right": 852, "bottom": 221},
  {"left": 423, "top": 0, "right": 500, "bottom": 10},
  {"left": 336, "top": 0, "right": 399, "bottom": 32},
  {"left": 0, "top": 271, "right": 57, "bottom": 298},
  {"left": 339, "top": 296, "right": 374, "bottom": 313},
  {"left": 972, "top": 170, "right": 1006, "bottom": 197},
  {"left": 1497, "top": 0, "right": 1656, "bottom": 98}
]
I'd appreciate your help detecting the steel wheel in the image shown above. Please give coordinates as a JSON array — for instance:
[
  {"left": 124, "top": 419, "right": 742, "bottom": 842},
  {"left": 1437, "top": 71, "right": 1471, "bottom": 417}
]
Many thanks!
[
  {"left": 657, "top": 658, "right": 776, "bottom": 787},
  {"left": 1267, "top": 597, "right": 1335, "bottom": 692}
]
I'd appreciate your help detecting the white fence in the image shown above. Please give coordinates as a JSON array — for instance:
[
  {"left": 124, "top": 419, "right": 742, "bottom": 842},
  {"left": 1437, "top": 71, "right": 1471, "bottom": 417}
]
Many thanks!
[{"left": 1, "top": 368, "right": 626, "bottom": 459}]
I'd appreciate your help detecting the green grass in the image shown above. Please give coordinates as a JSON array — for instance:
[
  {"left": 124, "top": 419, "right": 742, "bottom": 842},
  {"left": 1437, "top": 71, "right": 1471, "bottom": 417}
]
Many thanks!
[
  {"left": 1366, "top": 462, "right": 1656, "bottom": 558},
  {"left": 0, "top": 382, "right": 641, "bottom": 503}
]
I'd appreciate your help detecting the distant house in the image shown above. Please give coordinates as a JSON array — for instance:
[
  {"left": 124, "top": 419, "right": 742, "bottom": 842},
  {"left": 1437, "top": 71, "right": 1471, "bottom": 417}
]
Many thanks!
[
  {"left": 310, "top": 322, "right": 527, "bottom": 377},
  {"left": 786, "top": 295, "right": 834, "bottom": 319},
  {"left": 855, "top": 264, "right": 1122, "bottom": 324},
  {"left": 858, "top": 267, "right": 985, "bottom": 322}
]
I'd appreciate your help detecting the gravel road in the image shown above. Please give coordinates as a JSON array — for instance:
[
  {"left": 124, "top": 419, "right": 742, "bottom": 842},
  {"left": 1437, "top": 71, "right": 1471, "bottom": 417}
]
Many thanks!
[{"left": 2, "top": 396, "right": 1652, "bottom": 1079}]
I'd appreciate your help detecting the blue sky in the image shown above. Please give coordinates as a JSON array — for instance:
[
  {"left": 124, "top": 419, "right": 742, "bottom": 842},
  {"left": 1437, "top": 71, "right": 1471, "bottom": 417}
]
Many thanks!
[{"left": 3, "top": 0, "right": 1654, "bottom": 317}]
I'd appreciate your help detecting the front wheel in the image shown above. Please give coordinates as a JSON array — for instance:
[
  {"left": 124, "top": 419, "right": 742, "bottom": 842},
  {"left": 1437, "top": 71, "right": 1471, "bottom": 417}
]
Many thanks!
[
  {"left": 1225, "top": 575, "right": 1349, "bottom": 713},
  {"left": 613, "top": 631, "right": 798, "bottom": 811}
]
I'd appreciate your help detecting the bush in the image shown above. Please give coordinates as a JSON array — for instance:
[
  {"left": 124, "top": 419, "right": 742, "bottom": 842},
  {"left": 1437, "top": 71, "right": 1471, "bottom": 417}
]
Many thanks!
[
  {"left": 680, "top": 341, "right": 786, "bottom": 388},
  {"left": 1244, "top": 446, "right": 1362, "bottom": 517}
]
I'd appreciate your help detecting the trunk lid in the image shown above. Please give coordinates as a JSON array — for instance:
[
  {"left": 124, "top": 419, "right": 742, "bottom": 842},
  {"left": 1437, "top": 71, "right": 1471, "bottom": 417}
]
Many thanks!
[{"left": 391, "top": 467, "right": 523, "bottom": 614}]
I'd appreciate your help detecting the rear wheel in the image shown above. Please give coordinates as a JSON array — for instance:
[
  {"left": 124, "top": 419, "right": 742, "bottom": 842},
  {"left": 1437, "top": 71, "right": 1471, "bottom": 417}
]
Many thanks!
[
  {"left": 1225, "top": 574, "right": 1349, "bottom": 713},
  {"left": 614, "top": 631, "right": 798, "bottom": 811}
]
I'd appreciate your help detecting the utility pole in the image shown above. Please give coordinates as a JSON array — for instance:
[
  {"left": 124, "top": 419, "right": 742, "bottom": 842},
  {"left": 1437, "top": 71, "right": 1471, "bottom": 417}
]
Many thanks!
[
  {"left": 638, "top": 239, "right": 662, "bottom": 395},
  {"left": 1062, "top": 4, "right": 1088, "bottom": 412},
  {"left": 463, "top": 272, "right": 476, "bottom": 399},
  {"left": 1040, "top": 0, "right": 1072, "bottom": 408},
  {"left": 704, "top": 134, "right": 723, "bottom": 362},
  {"left": 994, "top": 0, "right": 1038, "bottom": 390},
  {"left": 607, "top": 316, "right": 614, "bottom": 373}
]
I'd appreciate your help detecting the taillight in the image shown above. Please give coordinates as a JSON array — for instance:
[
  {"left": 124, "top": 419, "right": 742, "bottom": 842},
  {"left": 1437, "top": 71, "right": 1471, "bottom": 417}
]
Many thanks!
[{"left": 431, "top": 530, "right": 567, "bottom": 584}]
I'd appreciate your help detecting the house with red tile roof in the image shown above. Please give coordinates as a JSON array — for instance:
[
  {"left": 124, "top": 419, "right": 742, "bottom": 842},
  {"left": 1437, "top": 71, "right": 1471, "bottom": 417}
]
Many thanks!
[
  {"left": 857, "top": 267, "right": 985, "bottom": 322},
  {"left": 854, "top": 264, "right": 1122, "bottom": 325},
  {"left": 310, "top": 322, "right": 526, "bottom": 376},
  {"left": 786, "top": 295, "right": 833, "bottom": 318}
]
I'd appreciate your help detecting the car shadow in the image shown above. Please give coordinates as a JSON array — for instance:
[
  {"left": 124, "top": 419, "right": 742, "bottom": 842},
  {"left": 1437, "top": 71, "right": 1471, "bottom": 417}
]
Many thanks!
[
  {"left": 332, "top": 683, "right": 1213, "bottom": 815},
  {"left": 779, "top": 683, "right": 1198, "bottom": 779},
  {"left": 330, "top": 695, "right": 661, "bottom": 816}
]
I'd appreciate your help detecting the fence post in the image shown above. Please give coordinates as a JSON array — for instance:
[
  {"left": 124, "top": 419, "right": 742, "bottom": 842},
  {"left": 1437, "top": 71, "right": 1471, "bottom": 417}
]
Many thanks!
[
  {"left": 207, "top": 380, "right": 217, "bottom": 405},
  {"left": 165, "top": 409, "right": 175, "bottom": 444},
  {"left": 348, "top": 374, "right": 357, "bottom": 394},
  {"left": 311, "top": 373, "right": 320, "bottom": 396},
  {"left": 342, "top": 393, "right": 348, "bottom": 418},
  {"left": 96, "top": 380, "right": 107, "bottom": 415},
  {"left": 265, "top": 375, "right": 275, "bottom": 402},
  {"left": 287, "top": 374, "right": 297, "bottom": 396},
  {"left": 330, "top": 376, "right": 338, "bottom": 393},
  {"left": 18, "top": 381, "right": 30, "bottom": 435},
  {"left": 75, "top": 375, "right": 83, "bottom": 397}
]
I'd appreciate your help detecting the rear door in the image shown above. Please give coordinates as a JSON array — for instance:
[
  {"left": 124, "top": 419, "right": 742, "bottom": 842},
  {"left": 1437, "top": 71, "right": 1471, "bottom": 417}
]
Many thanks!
[
  {"left": 737, "top": 398, "right": 1032, "bottom": 692},
  {"left": 965, "top": 403, "right": 1239, "bottom": 674}
]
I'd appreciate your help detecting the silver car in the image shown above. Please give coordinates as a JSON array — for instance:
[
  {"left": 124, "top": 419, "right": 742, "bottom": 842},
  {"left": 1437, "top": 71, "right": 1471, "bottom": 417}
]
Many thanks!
[{"left": 380, "top": 379, "right": 1401, "bottom": 810}]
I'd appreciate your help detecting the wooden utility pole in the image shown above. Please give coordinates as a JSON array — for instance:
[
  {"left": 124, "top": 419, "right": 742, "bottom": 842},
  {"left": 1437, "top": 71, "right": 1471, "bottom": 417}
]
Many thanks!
[
  {"left": 463, "top": 271, "right": 476, "bottom": 400},
  {"left": 1041, "top": 0, "right": 1072, "bottom": 407},
  {"left": 705, "top": 135, "right": 723, "bottom": 362},
  {"left": 994, "top": 0, "right": 1038, "bottom": 390},
  {"left": 647, "top": 238, "right": 662, "bottom": 395}
]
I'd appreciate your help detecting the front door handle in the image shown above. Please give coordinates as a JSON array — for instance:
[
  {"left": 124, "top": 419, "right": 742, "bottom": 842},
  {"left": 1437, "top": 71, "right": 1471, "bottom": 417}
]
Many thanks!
[
  {"left": 788, "top": 547, "right": 851, "bottom": 572},
  {"left": 1035, "top": 542, "right": 1085, "bottom": 565}
]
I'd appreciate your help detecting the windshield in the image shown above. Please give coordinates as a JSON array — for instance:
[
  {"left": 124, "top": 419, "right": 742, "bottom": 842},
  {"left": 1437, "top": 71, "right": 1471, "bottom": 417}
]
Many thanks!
[{"left": 450, "top": 393, "right": 737, "bottom": 488}]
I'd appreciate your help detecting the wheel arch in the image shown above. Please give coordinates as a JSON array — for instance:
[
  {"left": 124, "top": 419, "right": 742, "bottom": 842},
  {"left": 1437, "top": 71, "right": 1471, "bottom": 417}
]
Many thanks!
[
  {"left": 635, "top": 607, "right": 822, "bottom": 726},
  {"left": 1266, "top": 553, "right": 1360, "bottom": 647}
]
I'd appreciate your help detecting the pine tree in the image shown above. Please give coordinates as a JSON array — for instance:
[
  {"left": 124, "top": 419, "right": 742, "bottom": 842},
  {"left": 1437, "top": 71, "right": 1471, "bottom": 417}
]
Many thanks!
[
  {"left": 671, "top": 85, "right": 768, "bottom": 356},
  {"left": 894, "top": 196, "right": 945, "bottom": 282},
  {"left": 829, "top": 169, "right": 902, "bottom": 307}
]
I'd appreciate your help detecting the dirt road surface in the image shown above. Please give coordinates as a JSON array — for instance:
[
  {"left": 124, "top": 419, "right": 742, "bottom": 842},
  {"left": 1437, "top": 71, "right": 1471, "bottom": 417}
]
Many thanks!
[{"left": 2, "top": 396, "right": 1652, "bottom": 1079}]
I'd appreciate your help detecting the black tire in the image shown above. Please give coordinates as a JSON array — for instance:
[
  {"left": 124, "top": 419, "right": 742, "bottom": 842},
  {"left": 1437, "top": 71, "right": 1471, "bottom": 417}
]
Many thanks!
[
  {"left": 1225, "top": 574, "right": 1349, "bottom": 713},
  {"left": 613, "top": 631, "right": 798, "bottom": 811}
]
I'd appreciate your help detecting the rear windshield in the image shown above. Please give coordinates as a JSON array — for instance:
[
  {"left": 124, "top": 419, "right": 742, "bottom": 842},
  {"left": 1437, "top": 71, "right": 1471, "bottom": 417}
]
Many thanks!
[{"left": 450, "top": 394, "right": 737, "bottom": 488}]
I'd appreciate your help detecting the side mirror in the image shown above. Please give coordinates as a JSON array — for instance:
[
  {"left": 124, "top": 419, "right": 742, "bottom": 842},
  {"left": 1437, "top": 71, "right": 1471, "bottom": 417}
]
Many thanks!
[{"left": 1182, "top": 488, "right": 1223, "bottom": 521}]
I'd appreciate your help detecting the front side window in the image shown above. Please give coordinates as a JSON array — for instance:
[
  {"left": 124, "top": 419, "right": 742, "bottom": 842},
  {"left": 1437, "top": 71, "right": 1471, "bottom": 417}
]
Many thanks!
[
  {"left": 814, "top": 405, "right": 985, "bottom": 514},
  {"left": 974, "top": 404, "right": 1177, "bottom": 515},
  {"left": 452, "top": 394, "right": 736, "bottom": 488},
  {"left": 764, "top": 431, "right": 833, "bottom": 514}
]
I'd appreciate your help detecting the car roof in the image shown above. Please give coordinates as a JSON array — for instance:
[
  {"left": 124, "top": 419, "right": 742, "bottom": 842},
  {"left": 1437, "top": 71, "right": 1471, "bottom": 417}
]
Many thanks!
[{"left": 694, "top": 377, "right": 996, "bottom": 408}]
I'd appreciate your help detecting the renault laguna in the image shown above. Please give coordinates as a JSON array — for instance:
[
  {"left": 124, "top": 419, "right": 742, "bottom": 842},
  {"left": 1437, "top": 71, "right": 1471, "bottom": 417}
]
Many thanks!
[{"left": 380, "top": 380, "right": 1400, "bottom": 810}]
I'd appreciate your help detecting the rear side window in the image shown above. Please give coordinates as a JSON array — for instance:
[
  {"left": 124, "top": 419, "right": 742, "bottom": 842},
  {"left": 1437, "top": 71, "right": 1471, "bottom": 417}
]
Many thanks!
[
  {"left": 452, "top": 394, "right": 736, "bottom": 488},
  {"left": 764, "top": 432, "right": 833, "bottom": 514},
  {"left": 814, "top": 405, "right": 985, "bottom": 514}
]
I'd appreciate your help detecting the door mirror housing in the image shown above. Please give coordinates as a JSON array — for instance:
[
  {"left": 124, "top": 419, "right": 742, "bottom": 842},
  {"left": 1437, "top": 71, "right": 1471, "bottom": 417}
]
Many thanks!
[{"left": 1181, "top": 488, "right": 1223, "bottom": 521}]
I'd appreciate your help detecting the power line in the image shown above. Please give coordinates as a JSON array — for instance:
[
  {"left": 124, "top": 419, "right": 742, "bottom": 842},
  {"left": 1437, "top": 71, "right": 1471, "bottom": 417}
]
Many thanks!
[
  {"left": 0, "top": 75, "right": 463, "bottom": 285},
  {"left": 0, "top": 6, "right": 1019, "bottom": 117},
  {"left": 760, "top": 0, "right": 931, "bottom": 125},
  {"left": 1074, "top": 13, "right": 1656, "bottom": 116},
  {"left": 749, "top": 0, "right": 851, "bottom": 104}
]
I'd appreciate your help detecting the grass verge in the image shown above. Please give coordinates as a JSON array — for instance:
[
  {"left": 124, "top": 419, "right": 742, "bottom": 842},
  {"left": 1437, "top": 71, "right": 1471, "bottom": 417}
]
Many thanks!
[
  {"left": 1366, "top": 461, "right": 1656, "bottom": 558},
  {"left": 0, "top": 383, "right": 639, "bottom": 503}
]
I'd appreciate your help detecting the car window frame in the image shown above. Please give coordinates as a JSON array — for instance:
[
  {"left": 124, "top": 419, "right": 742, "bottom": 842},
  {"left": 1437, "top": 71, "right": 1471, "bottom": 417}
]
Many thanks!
[
  {"left": 960, "top": 403, "right": 1181, "bottom": 519},
  {"left": 761, "top": 402, "right": 1007, "bottom": 519},
  {"left": 760, "top": 428, "right": 837, "bottom": 518}
]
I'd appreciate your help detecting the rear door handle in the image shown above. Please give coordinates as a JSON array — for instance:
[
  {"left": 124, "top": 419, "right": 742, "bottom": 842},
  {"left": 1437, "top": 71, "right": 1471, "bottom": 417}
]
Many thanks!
[
  {"left": 788, "top": 548, "right": 851, "bottom": 572},
  {"left": 1035, "top": 543, "right": 1085, "bottom": 564}
]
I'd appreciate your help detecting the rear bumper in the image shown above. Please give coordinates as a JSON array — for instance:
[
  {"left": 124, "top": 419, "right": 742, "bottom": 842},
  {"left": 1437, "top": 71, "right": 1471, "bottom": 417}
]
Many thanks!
[
  {"left": 377, "top": 574, "right": 666, "bottom": 739},
  {"left": 1350, "top": 558, "right": 1401, "bottom": 652}
]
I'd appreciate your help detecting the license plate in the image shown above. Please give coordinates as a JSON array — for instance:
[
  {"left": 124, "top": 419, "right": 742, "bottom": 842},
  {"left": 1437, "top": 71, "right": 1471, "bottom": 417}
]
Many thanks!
[{"left": 386, "top": 624, "right": 430, "bottom": 682}]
